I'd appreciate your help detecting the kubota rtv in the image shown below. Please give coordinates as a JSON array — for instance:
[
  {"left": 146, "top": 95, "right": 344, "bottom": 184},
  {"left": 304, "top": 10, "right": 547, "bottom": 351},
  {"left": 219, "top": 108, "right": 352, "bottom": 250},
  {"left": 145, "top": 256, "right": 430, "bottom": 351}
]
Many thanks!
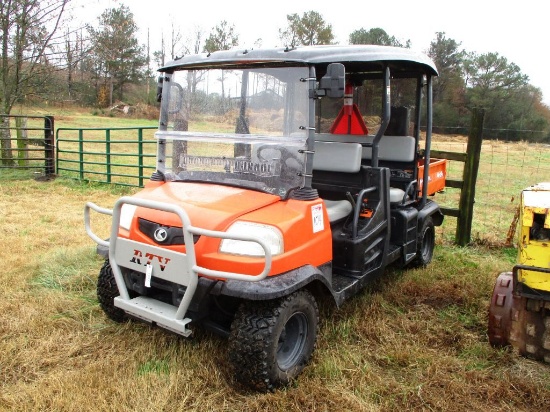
[{"left": 85, "top": 45, "right": 446, "bottom": 390}]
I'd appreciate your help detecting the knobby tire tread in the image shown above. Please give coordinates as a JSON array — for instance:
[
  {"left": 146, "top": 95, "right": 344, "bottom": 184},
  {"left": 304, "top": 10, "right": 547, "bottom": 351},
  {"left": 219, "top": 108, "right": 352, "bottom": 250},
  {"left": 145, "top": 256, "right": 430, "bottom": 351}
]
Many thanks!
[
  {"left": 97, "top": 260, "right": 127, "bottom": 323},
  {"left": 228, "top": 290, "right": 318, "bottom": 392}
]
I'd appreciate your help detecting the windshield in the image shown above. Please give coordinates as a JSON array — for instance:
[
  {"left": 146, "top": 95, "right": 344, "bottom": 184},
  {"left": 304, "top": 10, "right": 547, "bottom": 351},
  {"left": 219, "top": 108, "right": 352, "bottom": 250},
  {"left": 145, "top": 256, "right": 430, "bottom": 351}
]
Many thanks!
[{"left": 156, "top": 66, "right": 310, "bottom": 198}]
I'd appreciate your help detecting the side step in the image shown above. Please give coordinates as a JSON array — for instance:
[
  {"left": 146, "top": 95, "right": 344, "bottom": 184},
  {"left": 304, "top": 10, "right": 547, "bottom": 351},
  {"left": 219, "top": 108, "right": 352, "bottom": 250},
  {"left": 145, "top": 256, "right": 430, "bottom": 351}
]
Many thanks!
[{"left": 114, "top": 296, "right": 192, "bottom": 337}]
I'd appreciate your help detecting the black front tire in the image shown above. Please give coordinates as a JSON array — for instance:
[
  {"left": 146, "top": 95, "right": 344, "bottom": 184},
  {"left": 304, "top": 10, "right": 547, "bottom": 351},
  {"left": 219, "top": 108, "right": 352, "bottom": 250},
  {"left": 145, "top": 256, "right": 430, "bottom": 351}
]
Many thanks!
[
  {"left": 414, "top": 216, "right": 435, "bottom": 266},
  {"left": 228, "top": 290, "right": 319, "bottom": 391},
  {"left": 97, "top": 260, "right": 127, "bottom": 323}
]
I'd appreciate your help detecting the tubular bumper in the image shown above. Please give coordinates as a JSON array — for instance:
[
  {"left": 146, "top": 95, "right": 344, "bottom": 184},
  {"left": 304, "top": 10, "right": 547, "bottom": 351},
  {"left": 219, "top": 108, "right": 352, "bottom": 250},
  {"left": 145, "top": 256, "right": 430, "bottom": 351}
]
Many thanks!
[{"left": 85, "top": 196, "right": 273, "bottom": 336}]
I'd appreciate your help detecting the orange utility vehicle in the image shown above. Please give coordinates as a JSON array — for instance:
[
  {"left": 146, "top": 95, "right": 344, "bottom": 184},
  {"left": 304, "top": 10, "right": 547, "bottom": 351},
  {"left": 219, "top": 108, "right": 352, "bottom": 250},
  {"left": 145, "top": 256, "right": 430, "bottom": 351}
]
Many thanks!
[{"left": 85, "top": 45, "right": 445, "bottom": 390}]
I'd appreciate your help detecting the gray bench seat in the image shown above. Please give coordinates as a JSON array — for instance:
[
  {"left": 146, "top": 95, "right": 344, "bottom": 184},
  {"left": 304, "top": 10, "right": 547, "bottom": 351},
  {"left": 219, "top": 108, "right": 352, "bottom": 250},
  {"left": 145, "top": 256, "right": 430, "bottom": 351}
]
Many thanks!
[
  {"left": 313, "top": 140, "right": 407, "bottom": 217},
  {"left": 314, "top": 133, "right": 416, "bottom": 163}
]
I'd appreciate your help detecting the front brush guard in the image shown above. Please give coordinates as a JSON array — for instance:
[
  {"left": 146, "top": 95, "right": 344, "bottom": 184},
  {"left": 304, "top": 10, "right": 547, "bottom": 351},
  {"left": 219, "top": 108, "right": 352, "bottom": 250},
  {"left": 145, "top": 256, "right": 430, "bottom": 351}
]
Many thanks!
[{"left": 85, "top": 196, "right": 273, "bottom": 336}]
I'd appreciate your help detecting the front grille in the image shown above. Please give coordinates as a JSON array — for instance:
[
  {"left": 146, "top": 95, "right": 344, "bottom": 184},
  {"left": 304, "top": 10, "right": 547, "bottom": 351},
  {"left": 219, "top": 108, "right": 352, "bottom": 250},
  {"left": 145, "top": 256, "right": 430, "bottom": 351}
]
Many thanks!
[{"left": 138, "top": 218, "right": 200, "bottom": 245}]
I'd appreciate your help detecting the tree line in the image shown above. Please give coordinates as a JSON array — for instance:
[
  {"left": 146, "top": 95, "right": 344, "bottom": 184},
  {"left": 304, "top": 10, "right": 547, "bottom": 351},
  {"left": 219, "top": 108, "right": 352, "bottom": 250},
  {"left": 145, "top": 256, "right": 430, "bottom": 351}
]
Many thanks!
[{"left": 1, "top": 1, "right": 549, "bottom": 165}]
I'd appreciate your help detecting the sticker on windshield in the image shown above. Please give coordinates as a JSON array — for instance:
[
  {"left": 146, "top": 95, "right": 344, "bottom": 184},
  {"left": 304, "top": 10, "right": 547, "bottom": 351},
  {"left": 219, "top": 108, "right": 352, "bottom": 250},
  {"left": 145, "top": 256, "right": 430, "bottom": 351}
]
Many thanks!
[
  {"left": 311, "top": 204, "right": 324, "bottom": 233},
  {"left": 179, "top": 155, "right": 281, "bottom": 177}
]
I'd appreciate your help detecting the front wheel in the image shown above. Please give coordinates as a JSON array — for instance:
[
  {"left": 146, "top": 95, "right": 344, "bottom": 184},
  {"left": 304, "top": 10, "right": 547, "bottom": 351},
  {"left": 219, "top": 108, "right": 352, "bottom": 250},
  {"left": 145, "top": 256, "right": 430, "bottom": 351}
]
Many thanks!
[
  {"left": 97, "top": 260, "right": 127, "bottom": 323},
  {"left": 228, "top": 290, "right": 319, "bottom": 391}
]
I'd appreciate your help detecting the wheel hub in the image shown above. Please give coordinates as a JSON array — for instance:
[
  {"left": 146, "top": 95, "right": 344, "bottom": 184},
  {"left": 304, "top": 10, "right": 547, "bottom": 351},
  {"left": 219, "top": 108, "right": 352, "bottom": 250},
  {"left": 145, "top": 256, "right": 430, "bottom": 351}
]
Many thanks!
[{"left": 277, "top": 312, "right": 308, "bottom": 371}]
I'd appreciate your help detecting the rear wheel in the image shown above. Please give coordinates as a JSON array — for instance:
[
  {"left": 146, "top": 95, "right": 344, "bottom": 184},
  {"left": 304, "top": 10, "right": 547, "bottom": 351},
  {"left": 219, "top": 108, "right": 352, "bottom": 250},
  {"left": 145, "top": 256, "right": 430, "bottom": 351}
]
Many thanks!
[
  {"left": 509, "top": 296, "right": 550, "bottom": 363},
  {"left": 414, "top": 216, "right": 435, "bottom": 266},
  {"left": 97, "top": 260, "right": 127, "bottom": 323},
  {"left": 228, "top": 290, "right": 319, "bottom": 391}
]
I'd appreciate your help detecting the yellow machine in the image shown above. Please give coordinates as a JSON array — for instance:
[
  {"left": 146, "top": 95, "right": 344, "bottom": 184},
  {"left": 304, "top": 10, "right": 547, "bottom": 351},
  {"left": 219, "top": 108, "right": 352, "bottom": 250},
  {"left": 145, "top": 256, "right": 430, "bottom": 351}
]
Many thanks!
[{"left": 488, "top": 183, "right": 550, "bottom": 362}]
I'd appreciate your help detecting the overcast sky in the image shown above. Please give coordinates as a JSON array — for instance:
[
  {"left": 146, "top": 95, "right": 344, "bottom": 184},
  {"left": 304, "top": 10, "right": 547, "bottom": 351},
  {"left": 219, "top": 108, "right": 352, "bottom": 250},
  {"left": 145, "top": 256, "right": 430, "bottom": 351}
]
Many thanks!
[{"left": 75, "top": 0, "right": 550, "bottom": 106}]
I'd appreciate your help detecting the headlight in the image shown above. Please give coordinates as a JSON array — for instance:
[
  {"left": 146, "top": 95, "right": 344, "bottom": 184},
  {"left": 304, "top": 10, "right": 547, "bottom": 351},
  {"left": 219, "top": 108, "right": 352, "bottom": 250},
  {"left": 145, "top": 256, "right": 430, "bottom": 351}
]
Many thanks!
[
  {"left": 219, "top": 221, "right": 284, "bottom": 257},
  {"left": 119, "top": 204, "right": 137, "bottom": 231}
]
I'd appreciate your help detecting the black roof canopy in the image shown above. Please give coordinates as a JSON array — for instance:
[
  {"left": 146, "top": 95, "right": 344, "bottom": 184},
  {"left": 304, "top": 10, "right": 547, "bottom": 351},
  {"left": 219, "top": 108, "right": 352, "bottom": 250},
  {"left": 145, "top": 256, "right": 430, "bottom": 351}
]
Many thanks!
[{"left": 159, "top": 45, "right": 438, "bottom": 77}]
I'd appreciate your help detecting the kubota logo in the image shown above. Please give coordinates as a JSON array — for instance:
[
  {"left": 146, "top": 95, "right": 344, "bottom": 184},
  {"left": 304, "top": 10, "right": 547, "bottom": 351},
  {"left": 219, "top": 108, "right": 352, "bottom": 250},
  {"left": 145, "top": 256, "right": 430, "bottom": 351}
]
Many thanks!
[
  {"left": 130, "top": 249, "right": 171, "bottom": 272},
  {"left": 153, "top": 227, "right": 168, "bottom": 242}
]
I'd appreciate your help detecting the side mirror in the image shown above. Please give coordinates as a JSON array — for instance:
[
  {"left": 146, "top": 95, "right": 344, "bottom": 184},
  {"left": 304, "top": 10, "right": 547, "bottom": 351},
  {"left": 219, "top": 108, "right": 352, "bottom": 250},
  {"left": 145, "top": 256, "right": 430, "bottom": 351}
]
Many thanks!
[{"left": 319, "top": 63, "right": 345, "bottom": 98}]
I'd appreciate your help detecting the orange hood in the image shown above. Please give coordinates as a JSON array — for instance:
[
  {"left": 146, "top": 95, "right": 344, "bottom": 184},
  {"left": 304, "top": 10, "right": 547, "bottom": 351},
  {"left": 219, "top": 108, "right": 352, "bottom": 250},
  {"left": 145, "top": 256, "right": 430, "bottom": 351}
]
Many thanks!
[{"left": 132, "top": 182, "right": 280, "bottom": 231}]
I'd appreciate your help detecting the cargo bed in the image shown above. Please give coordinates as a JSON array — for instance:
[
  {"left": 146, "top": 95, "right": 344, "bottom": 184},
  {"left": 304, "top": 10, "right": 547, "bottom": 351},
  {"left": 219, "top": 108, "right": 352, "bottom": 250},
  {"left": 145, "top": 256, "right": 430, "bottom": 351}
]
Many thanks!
[{"left": 418, "top": 158, "right": 447, "bottom": 196}]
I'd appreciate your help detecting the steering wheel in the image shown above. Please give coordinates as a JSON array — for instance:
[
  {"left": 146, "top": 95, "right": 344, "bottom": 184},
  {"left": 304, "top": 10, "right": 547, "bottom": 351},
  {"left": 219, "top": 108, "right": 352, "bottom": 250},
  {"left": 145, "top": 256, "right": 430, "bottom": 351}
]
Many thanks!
[{"left": 256, "top": 144, "right": 302, "bottom": 181}]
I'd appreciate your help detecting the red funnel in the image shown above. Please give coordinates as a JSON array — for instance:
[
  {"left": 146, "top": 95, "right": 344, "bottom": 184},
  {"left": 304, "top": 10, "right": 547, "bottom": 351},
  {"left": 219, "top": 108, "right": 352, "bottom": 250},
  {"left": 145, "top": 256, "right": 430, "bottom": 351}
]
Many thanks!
[{"left": 329, "top": 84, "right": 369, "bottom": 135}]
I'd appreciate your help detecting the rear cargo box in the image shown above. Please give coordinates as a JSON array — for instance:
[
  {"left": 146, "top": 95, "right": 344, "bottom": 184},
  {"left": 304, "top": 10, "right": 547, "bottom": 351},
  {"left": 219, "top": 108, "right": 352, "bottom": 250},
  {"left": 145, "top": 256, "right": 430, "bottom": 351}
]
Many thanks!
[{"left": 418, "top": 158, "right": 447, "bottom": 196}]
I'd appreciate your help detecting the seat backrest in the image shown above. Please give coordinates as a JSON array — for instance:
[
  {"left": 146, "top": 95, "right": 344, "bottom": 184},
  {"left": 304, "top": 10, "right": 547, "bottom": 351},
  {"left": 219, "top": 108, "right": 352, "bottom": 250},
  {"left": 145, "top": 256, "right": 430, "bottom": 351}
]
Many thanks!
[
  {"left": 361, "top": 135, "right": 416, "bottom": 162},
  {"left": 312, "top": 141, "right": 362, "bottom": 173},
  {"left": 314, "top": 133, "right": 416, "bottom": 163}
]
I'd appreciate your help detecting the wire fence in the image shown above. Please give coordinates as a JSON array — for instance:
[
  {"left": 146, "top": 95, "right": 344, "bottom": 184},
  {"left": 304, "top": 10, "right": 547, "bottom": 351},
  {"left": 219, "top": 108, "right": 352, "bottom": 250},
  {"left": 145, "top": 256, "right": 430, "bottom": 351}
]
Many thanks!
[
  {"left": 431, "top": 136, "right": 550, "bottom": 246},
  {"left": 0, "top": 115, "right": 54, "bottom": 176},
  {"left": 52, "top": 126, "right": 550, "bottom": 246},
  {"left": 430, "top": 126, "right": 549, "bottom": 143}
]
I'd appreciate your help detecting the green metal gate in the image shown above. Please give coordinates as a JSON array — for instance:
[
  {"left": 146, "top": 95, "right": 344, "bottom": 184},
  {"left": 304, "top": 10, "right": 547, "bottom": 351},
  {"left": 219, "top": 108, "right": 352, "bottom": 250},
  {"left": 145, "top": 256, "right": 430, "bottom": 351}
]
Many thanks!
[{"left": 56, "top": 126, "right": 157, "bottom": 187}]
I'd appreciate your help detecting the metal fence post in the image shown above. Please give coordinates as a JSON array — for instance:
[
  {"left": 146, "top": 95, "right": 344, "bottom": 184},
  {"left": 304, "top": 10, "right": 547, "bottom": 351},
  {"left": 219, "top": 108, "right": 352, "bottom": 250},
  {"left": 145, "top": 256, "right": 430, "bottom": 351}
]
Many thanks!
[
  {"left": 138, "top": 128, "right": 144, "bottom": 187},
  {"left": 78, "top": 129, "right": 84, "bottom": 180},
  {"left": 106, "top": 129, "right": 111, "bottom": 183},
  {"left": 44, "top": 116, "right": 55, "bottom": 176}
]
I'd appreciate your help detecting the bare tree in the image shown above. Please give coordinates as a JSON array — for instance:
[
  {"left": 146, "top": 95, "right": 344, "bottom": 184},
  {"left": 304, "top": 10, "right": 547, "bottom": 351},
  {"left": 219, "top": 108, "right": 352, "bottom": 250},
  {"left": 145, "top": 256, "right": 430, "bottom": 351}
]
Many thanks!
[
  {"left": 153, "top": 21, "right": 202, "bottom": 68},
  {"left": 153, "top": 33, "right": 166, "bottom": 68},
  {"left": 203, "top": 21, "right": 239, "bottom": 112},
  {"left": 170, "top": 22, "right": 184, "bottom": 60},
  {"left": 0, "top": 0, "right": 70, "bottom": 165},
  {"left": 181, "top": 27, "right": 205, "bottom": 93},
  {"left": 64, "top": 28, "right": 86, "bottom": 100},
  {"left": 153, "top": 25, "right": 205, "bottom": 97}
]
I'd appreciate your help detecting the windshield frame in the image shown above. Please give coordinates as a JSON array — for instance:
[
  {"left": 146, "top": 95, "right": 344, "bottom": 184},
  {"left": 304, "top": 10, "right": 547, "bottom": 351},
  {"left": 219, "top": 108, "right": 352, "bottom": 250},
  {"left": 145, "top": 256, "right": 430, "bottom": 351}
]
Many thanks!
[{"left": 155, "top": 65, "right": 313, "bottom": 199}]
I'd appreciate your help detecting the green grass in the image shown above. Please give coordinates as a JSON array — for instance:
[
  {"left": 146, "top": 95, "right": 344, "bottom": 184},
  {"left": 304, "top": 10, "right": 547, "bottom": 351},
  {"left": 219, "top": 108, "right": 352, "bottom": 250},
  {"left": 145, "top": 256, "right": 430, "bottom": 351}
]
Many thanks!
[
  {"left": 31, "top": 247, "right": 99, "bottom": 293},
  {"left": 137, "top": 359, "right": 171, "bottom": 376},
  {"left": 0, "top": 168, "right": 37, "bottom": 181}
]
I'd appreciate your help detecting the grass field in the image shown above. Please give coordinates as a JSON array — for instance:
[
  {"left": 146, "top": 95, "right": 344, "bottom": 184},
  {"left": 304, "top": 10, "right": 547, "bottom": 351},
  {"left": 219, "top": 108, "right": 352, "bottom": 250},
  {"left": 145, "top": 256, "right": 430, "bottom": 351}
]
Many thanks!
[{"left": 1, "top": 108, "right": 550, "bottom": 411}]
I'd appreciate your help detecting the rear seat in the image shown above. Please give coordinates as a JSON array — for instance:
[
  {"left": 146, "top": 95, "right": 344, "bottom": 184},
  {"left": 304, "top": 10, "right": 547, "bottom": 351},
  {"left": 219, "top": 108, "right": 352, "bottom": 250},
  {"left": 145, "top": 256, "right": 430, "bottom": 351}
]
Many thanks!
[
  {"left": 313, "top": 141, "right": 362, "bottom": 223},
  {"left": 314, "top": 134, "right": 416, "bottom": 206},
  {"left": 314, "top": 133, "right": 416, "bottom": 162}
]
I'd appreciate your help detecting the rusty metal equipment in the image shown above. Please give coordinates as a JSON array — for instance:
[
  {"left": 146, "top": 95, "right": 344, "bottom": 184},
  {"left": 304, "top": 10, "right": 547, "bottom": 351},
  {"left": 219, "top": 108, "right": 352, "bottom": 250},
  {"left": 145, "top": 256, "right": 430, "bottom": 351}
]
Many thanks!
[{"left": 488, "top": 182, "right": 550, "bottom": 362}]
